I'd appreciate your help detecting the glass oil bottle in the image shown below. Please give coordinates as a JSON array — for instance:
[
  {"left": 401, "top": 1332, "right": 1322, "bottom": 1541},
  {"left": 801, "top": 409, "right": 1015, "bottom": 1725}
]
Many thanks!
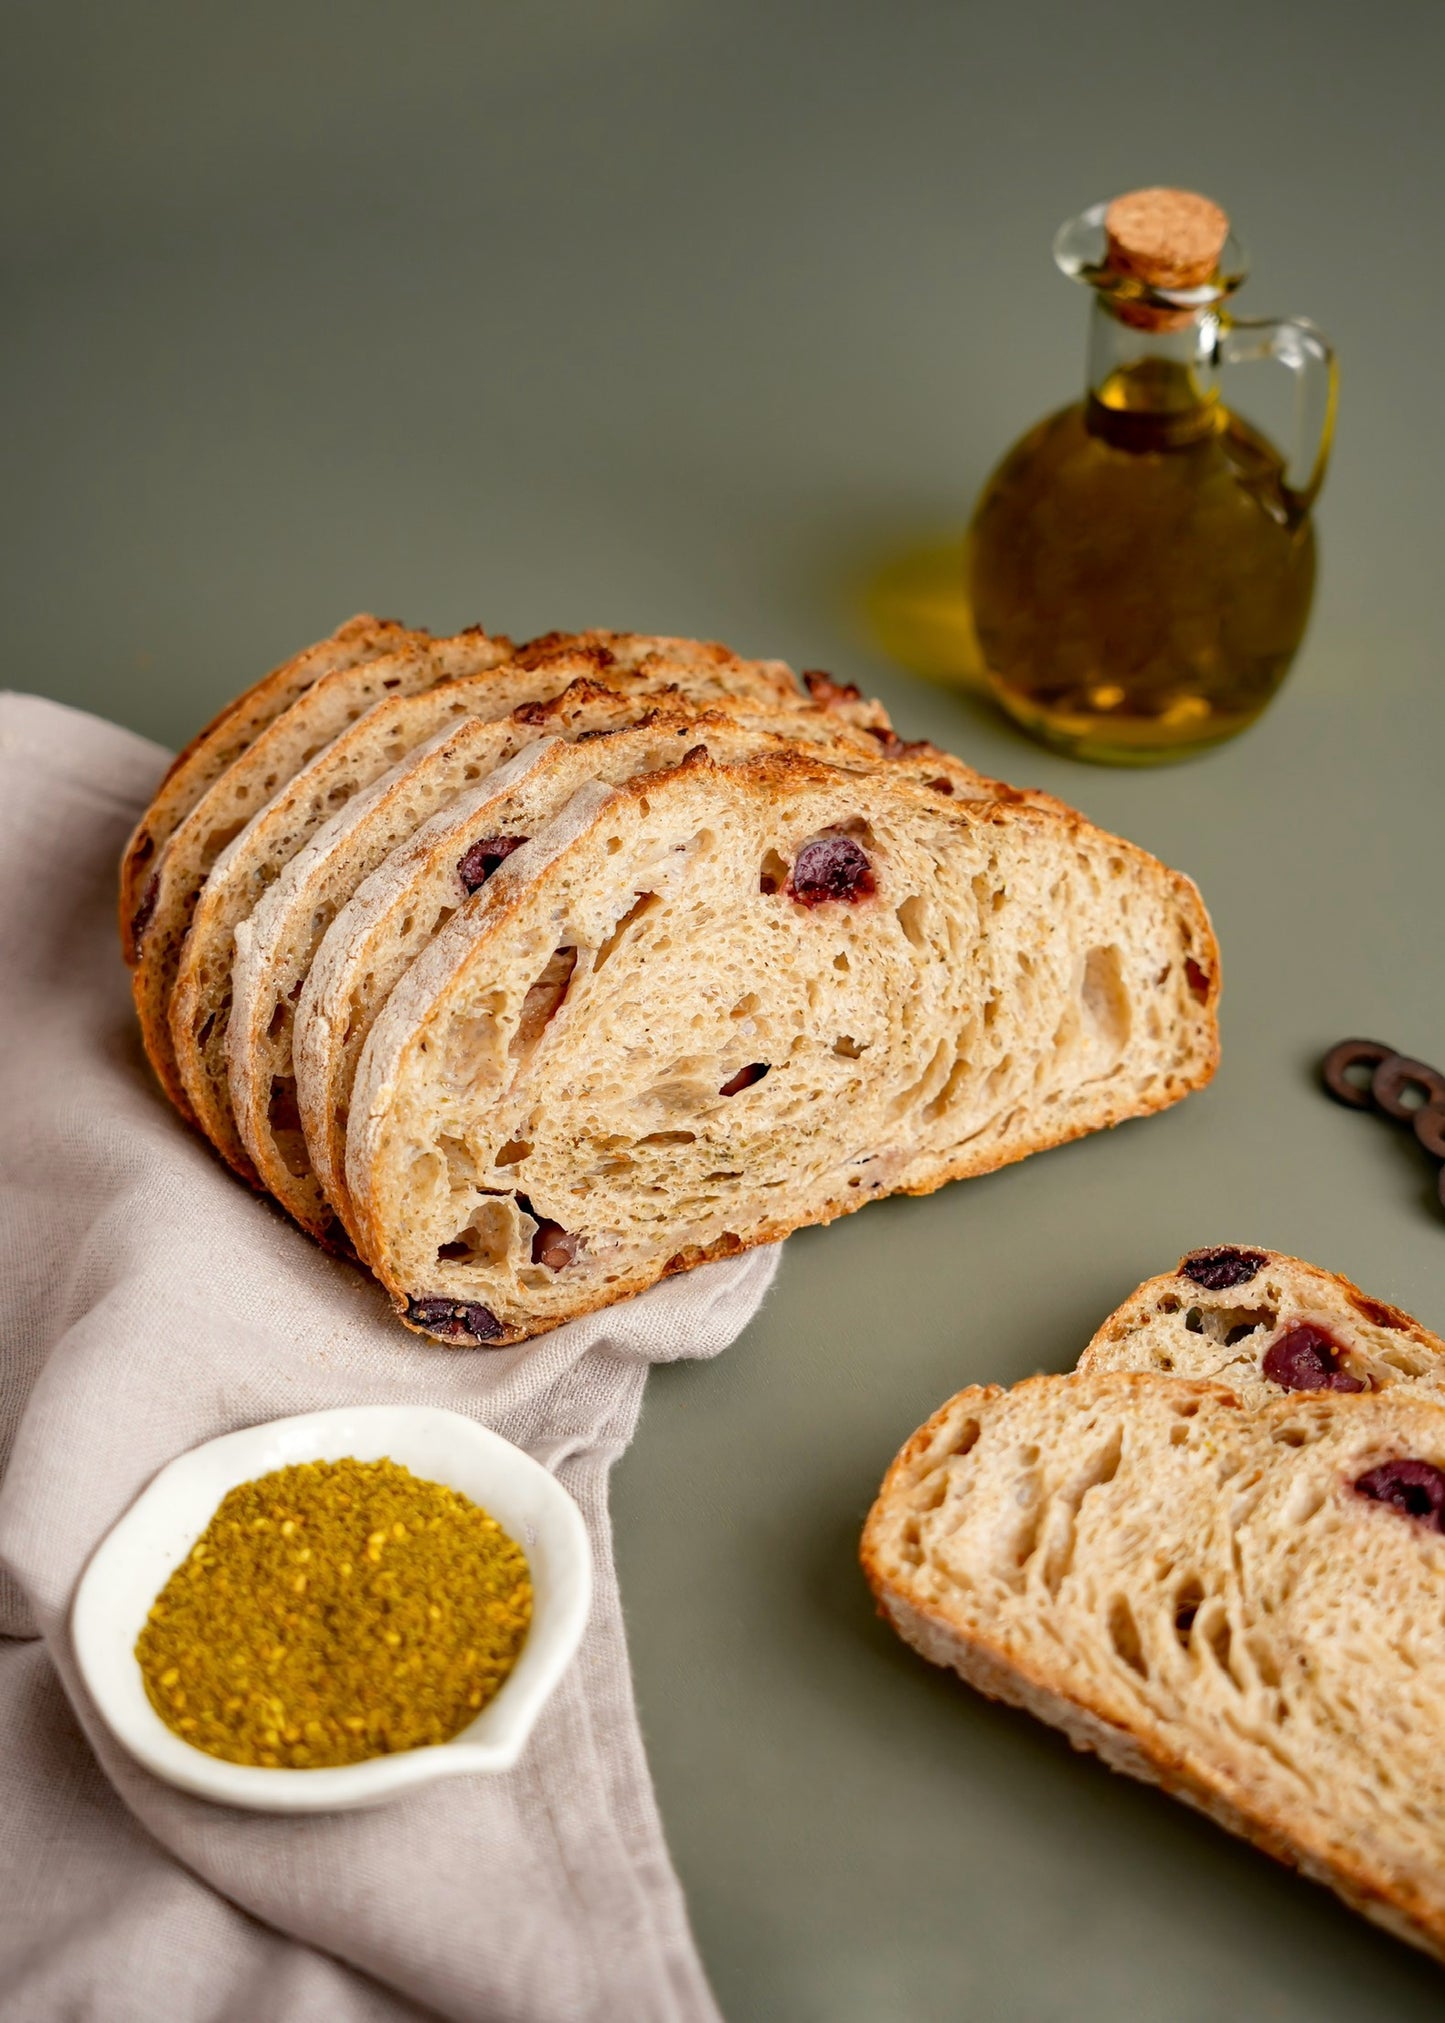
[{"left": 965, "top": 188, "right": 1337, "bottom": 763}]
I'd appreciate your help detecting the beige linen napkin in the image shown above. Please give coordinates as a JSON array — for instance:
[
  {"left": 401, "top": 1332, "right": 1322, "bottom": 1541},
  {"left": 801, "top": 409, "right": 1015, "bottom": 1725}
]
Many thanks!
[{"left": 0, "top": 692, "right": 778, "bottom": 2023}]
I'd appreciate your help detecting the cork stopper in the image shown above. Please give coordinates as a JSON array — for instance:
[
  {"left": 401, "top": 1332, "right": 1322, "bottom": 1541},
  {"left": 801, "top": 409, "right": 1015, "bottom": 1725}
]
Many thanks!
[{"left": 1104, "top": 187, "right": 1229, "bottom": 329}]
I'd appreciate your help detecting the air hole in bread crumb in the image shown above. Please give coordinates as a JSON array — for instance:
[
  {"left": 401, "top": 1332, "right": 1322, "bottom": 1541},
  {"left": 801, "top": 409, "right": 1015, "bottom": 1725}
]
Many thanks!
[
  {"left": 834, "top": 951, "right": 850, "bottom": 972},
  {"left": 511, "top": 947, "right": 577, "bottom": 1053},
  {"left": 1169, "top": 1422, "right": 1191, "bottom": 1445},
  {"left": 1173, "top": 1578, "right": 1204, "bottom": 1644},
  {"left": 496, "top": 1138, "right": 532, "bottom": 1165},
  {"left": 759, "top": 848, "right": 789, "bottom": 895},
  {"left": 267, "top": 1078, "right": 310, "bottom": 1178},
  {"left": 437, "top": 1196, "right": 515, "bottom": 1269},
  {"left": 1272, "top": 1424, "right": 1310, "bottom": 1447},
  {"left": 834, "top": 1035, "right": 863, "bottom": 1058},
  {"left": 1203, "top": 1611, "right": 1238, "bottom": 1685},
  {"left": 1107, "top": 1596, "right": 1148, "bottom": 1677},
  {"left": 595, "top": 893, "right": 658, "bottom": 971},
  {"left": 1081, "top": 944, "right": 1131, "bottom": 1052},
  {"left": 1249, "top": 1638, "right": 1282, "bottom": 1688},
  {"left": 638, "top": 1130, "right": 697, "bottom": 1147},
  {"left": 266, "top": 1000, "right": 288, "bottom": 1042},
  {"left": 896, "top": 895, "right": 929, "bottom": 950},
  {"left": 719, "top": 1063, "right": 769, "bottom": 1097}
]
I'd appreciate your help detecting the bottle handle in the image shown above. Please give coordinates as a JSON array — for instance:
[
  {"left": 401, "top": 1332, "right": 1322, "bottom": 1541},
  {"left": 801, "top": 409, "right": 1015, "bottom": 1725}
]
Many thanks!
[{"left": 1215, "top": 314, "right": 1338, "bottom": 513}]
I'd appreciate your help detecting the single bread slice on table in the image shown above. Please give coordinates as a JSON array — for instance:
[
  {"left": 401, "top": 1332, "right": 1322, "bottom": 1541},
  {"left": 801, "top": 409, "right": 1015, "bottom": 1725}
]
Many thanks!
[
  {"left": 119, "top": 613, "right": 421, "bottom": 962},
  {"left": 131, "top": 626, "right": 515, "bottom": 1118},
  {"left": 862, "top": 1369, "right": 1445, "bottom": 1963},
  {"left": 237, "top": 697, "right": 985, "bottom": 1248},
  {"left": 169, "top": 638, "right": 896, "bottom": 1180},
  {"left": 1078, "top": 1246, "right": 1445, "bottom": 1405},
  {"left": 345, "top": 749, "right": 1218, "bottom": 1345},
  {"left": 293, "top": 688, "right": 1037, "bottom": 1248}
]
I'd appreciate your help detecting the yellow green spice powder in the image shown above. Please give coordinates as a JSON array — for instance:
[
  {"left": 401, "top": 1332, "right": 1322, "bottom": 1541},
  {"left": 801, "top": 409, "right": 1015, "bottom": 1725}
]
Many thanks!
[{"left": 135, "top": 1457, "right": 532, "bottom": 1768}]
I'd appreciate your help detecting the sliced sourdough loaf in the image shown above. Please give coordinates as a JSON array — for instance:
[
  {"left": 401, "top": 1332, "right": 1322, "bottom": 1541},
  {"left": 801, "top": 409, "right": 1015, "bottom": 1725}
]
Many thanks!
[
  {"left": 242, "top": 698, "right": 958, "bottom": 1246},
  {"left": 119, "top": 613, "right": 421, "bottom": 961},
  {"left": 862, "top": 1369, "right": 1445, "bottom": 1963},
  {"left": 345, "top": 749, "right": 1218, "bottom": 1345},
  {"left": 1076, "top": 1247, "right": 1445, "bottom": 1406},
  {"left": 169, "top": 639, "right": 891, "bottom": 1178},
  {"left": 131, "top": 627, "right": 514, "bottom": 1117},
  {"left": 293, "top": 688, "right": 1033, "bottom": 1246}
]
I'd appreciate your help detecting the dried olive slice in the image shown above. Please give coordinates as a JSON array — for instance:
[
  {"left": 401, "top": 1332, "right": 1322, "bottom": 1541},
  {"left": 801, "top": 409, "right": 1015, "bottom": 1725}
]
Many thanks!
[
  {"left": 1321, "top": 1037, "right": 1397, "bottom": 1110},
  {"left": 1417, "top": 1097, "right": 1445, "bottom": 1163},
  {"left": 1372, "top": 1053, "right": 1445, "bottom": 1123}
]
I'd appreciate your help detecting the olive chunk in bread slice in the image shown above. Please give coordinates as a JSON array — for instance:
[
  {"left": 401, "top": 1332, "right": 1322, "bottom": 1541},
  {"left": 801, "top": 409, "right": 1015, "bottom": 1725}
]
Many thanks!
[{"left": 345, "top": 747, "right": 1218, "bottom": 1345}]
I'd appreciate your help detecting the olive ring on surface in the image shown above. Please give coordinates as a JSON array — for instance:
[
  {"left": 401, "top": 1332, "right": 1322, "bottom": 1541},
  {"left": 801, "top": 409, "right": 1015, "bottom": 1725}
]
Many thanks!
[
  {"left": 1321, "top": 1038, "right": 1398, "bottom": 1110},
  {"left": 1372, "top": 1054, "right": 1445, "bottom": 1124},
  {"left": 1417, "top": 1097, "right": 1445, "bottom": 1163}
]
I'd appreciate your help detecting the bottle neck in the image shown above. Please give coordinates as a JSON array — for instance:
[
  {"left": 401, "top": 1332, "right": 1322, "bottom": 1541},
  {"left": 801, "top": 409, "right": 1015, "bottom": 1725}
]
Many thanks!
[{"left": 1086, "top": 296, "right": 1223, "bottom": 450}]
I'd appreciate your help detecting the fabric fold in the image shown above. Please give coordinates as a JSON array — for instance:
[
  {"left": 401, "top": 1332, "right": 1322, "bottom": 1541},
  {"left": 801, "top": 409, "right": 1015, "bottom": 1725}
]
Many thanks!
[{"left": 0, "top": 692, "right": 777, "bottom": 2023}]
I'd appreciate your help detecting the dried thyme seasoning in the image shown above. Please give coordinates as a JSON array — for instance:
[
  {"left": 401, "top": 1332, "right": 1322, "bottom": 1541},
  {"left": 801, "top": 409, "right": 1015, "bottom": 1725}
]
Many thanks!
[{"left": 135, "top": 1457, "right": 532, "bottom": 1768}]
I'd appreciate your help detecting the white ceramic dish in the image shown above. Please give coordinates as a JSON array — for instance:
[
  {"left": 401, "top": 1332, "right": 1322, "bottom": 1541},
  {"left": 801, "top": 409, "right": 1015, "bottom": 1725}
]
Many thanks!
[{"left": 71, "top": 1404, "right": 591, "bottom": 1812}]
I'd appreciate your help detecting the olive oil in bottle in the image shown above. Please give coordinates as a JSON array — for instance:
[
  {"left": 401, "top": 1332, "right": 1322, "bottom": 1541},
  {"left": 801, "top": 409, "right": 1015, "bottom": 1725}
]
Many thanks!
[{"left": 966, "top": 189, "right": 1336, "bottom": 764}]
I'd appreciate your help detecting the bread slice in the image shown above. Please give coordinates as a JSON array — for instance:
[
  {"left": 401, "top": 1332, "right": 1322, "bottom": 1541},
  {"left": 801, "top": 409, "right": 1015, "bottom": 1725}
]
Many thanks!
[
  {"left": 118, "top": 613, "right": 421, "bottom": 961},
  {"left": 292, "top": 689, "right": 1027, "bottom": 1249},
  {"left": 344, "top": 748, "right": 1218, "bottom": 1345},
  {"left": 862, "top": 1368, "right": 1445, "bottom": 1963},
  {"left": 238, "top": 697, "right": 976, "bottom": 1248},
  {"left": 1076, "top": 1247, "right": 1445, "bottom": 1406},
  {"left": 131, "top": 627, "right": 515, "bottom": 1117},
  {"left": 520, "top": 631, "right": 891, "bottom": 736},
  {"left": 169, "top": 638, "right": 893, "bottom": 1178}
]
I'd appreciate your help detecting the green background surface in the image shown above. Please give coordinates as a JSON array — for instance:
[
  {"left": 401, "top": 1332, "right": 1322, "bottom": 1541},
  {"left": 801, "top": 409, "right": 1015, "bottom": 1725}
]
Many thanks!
[{"left": 8, "top": 3, "right": 1444, "bottom": 2016}]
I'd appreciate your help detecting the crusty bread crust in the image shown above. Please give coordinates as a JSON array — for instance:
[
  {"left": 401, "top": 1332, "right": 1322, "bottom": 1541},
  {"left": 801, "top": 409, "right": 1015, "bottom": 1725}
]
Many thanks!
[
  {"left": 1077, "top": 1248, "right": 1445, "bottom": 1404},
  {"left": 862, "top": 1371, "right": 1445, "bottom": 1965},
  {"left": 131, "top": 629, "right": 515, "bottom": 1118},
  {"left": 346, "top": 749, "right": 1218, "bottom": 1342},
  {"left": 118, "top": 615, "right": 420, "bottom": 962}
]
